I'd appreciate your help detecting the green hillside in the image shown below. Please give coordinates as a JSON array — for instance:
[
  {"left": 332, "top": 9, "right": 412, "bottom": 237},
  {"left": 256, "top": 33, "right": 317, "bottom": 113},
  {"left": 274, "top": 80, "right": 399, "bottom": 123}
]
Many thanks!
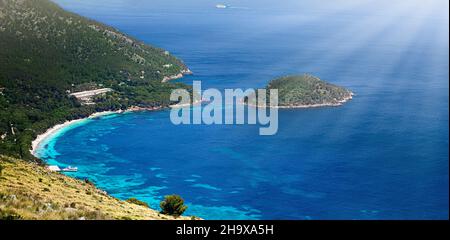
[{"left": 0, "top": 0, "right": 191, "bottom": 159}]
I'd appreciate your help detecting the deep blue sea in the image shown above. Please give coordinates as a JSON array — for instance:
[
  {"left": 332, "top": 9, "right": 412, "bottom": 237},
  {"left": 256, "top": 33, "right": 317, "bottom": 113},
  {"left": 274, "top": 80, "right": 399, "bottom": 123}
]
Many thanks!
[{"left": 36, "top": 0, "right": 449, "bottom": 219}]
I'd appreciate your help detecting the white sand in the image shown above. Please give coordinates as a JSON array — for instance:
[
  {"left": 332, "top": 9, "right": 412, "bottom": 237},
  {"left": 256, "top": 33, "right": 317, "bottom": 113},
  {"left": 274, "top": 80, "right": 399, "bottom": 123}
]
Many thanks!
[{"left": 30, "top": 110, "right": 121, "bottom": 156}]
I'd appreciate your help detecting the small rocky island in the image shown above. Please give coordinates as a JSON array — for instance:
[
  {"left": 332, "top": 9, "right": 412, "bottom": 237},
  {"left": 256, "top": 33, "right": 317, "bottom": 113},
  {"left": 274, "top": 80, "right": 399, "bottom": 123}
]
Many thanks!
[{"left": 248, "top": 74, "right": 353, "bottom": 108}]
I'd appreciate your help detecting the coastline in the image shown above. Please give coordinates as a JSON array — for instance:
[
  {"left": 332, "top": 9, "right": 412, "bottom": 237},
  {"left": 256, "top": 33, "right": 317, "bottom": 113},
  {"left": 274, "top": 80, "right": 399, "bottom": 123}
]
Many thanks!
[
  {"left": 244, "top": 92, "right": 354, "bottom": 109},
  {"left": 30, "top": 110, "right": 123, "bottom": 156},
  {"left": 162, "top": 68, "right": 193, "bottom": 83},
  {"left": 28, "top": 103, "right": 203, "bottom": 219},
  {"left": 30, "top": 100, "right": 202, "bottom": 158},
  {"left": 31, "top": 90, "right": 352, "bottom": 157}
]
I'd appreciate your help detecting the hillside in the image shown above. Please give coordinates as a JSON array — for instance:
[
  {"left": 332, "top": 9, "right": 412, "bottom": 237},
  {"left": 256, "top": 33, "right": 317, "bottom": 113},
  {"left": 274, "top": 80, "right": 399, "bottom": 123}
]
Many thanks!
[
  {"left": 0, "top": 155, "right": 193, "bottom": 220},
  {"left": 0, "top": 0, "right": 191, "bottom": 159},
  {"left": 250, "top": 74, "right": 353, "bottom": 107}
]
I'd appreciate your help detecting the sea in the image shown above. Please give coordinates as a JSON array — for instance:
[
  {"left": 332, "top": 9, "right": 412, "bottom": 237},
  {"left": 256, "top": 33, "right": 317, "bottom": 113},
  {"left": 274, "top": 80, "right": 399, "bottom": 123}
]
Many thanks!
[{"left": 35, "top": 0, "right": 449, "bottom": 219}]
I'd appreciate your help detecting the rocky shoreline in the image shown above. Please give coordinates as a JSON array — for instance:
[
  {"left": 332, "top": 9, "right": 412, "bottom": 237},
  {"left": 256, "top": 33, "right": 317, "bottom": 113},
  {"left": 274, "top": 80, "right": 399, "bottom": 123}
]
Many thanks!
[
  {"left": 245, "top": 92, "right": 354, "bottom": 109},
  {"left": 162, "top": 69, "right": 193, "bottom": 83}
]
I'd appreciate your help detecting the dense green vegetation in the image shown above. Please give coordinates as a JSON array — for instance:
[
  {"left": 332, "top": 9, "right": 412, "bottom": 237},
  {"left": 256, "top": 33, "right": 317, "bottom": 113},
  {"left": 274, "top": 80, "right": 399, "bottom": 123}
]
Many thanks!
[
  {"left": 250, "top": 74, "right": 353, "bottom": 107},
  {"left": 160, "top": 194, "right": 188, "bottom": 217},
  {"left": 0, "top": 0, "right": 191, "bottom": 160}
]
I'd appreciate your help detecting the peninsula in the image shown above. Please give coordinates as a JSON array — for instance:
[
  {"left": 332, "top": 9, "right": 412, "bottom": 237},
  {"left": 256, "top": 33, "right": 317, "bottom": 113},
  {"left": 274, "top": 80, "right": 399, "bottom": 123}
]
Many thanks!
[
  {"left": 0, "top": 0, "right": 194, "bottom": 220},
  {"left": 0, "top": 0, "right": 192, "bottom": 160}
]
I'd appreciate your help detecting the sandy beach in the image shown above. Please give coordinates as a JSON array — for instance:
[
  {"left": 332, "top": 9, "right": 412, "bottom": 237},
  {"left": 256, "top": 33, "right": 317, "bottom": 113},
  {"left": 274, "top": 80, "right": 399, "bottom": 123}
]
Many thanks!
[
  {"left": 30, "top": 110, "right": 123, "bottom": 156},
  {"left": 30, "top": 100, "right": 203, "bottom": 157}
]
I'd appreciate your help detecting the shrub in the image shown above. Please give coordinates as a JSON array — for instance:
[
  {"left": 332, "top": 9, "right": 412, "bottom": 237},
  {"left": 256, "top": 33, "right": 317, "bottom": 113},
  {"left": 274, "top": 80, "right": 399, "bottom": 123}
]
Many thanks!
[
  {"left": 160, "top": 195, "right": 187, "bottom": 217},
  {"left": 126, "top": 198, "right": 149, "bottom": 208},
  {"left": 0, "top": 210, "right": 22, "bottom": 220},
  {"left": 0, "top": 164, "right": 3, "bottom": 176}
]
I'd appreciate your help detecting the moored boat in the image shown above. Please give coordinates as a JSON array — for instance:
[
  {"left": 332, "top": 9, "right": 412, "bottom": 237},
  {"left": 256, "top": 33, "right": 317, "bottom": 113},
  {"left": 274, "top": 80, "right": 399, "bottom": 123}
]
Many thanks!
[{"left": 62, "top": 166, "right": 78, "bottom": 172}]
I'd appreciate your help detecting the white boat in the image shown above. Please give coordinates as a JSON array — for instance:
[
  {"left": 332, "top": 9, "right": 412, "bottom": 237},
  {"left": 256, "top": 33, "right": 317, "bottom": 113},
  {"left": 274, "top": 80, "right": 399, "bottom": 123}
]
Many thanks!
[
  {"left": 62, "top": 166, "right": 78, "bottom": 172},
  {"left": 47, "top": 165, "right": 61, "bottom": 172},
  {"left": 216, "top": 4, "right": 227, "bottom": 9}
]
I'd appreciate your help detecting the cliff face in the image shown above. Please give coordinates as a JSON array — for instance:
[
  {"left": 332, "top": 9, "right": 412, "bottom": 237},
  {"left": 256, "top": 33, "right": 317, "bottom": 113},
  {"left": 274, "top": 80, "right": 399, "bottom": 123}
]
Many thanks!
[{"left": 0, "top": 155, "right": 190, "bottom": 220}]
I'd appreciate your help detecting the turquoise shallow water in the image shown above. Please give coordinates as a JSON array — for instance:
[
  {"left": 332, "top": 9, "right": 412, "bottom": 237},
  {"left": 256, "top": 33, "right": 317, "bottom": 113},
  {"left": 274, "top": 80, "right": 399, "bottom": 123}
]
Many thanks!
[{"left": 35, "top": 0, "right": 449, "bottom": 219}]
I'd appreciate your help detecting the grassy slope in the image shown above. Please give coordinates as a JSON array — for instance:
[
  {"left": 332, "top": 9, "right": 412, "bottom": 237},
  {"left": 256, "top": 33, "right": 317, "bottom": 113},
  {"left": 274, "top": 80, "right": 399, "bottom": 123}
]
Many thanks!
[{"left": 0, "top": 155, "right": 192, "bottom": 220}]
